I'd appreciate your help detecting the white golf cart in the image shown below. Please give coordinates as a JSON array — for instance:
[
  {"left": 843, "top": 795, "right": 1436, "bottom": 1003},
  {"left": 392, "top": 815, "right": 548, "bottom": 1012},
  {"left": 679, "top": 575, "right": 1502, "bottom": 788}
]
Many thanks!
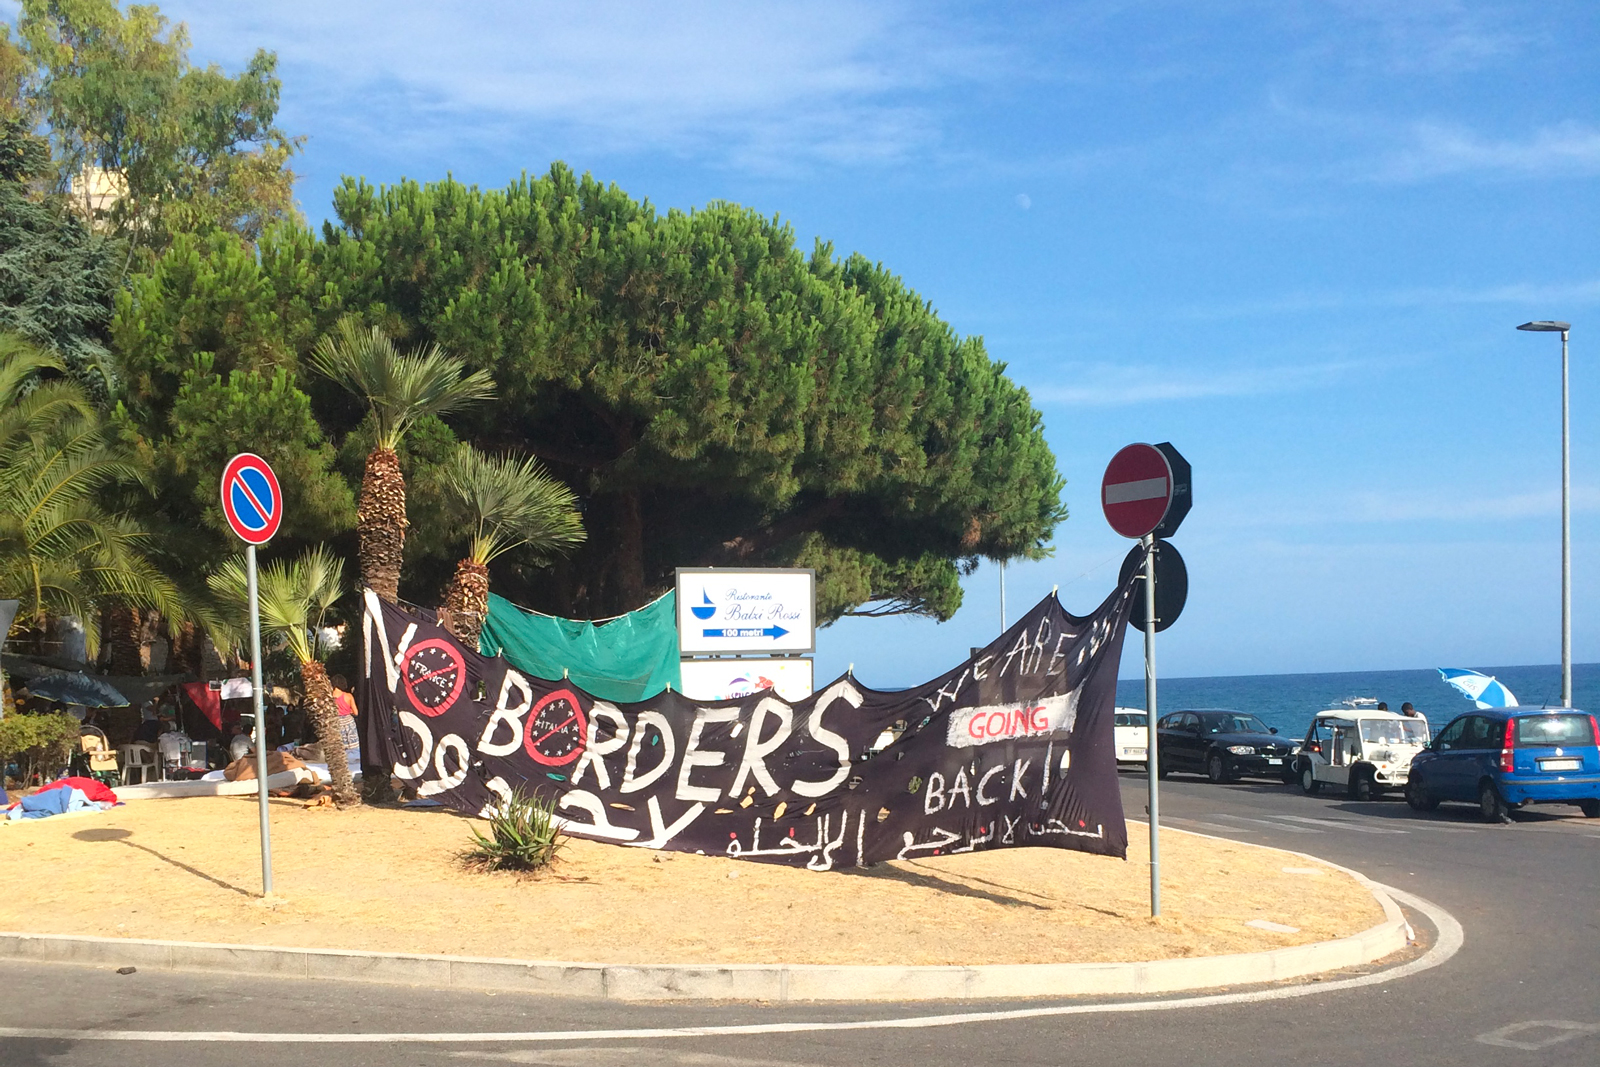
[{"left": 1291, "top": 710, "right": 1431, "bottom": 800}]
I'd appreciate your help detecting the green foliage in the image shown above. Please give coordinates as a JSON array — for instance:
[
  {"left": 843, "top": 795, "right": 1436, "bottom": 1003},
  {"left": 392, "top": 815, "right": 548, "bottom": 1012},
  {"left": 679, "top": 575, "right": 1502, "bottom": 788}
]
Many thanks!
[
  {"left": 0, "top": 118, "right": 120, "bottom": 392},
  {"left": 308, "top": 318, "right": 494, "bottom": 453},
  {"left": 0, "top": 332, "right": 189, "bottom": 652},
  {"left": 439, "top": 445, "right": 585, "bottom": 566},
  {"left": 461, "top": 790, "right": 567, "bottom": 874},
  {"left": 12, "top": 0, "right": 300, "bottom": 254},
  {"left": 0, "top": 710, "right": 78, "bottom": 787},
  {"left": 108, "top": 229, "right": 354, "bottom": 582},
  {"left": 281, "top": 166, "right": 1066, "bottom": 620},
  {"left": 206, "top": 544, "right": 344, "bottom": 665}
]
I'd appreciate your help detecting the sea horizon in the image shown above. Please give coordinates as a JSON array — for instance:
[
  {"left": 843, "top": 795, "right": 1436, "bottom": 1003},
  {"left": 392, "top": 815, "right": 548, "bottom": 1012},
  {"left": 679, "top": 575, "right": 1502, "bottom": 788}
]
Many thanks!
[{"left": 1113, "top": 661, "right": 1600, "bottom": 735}]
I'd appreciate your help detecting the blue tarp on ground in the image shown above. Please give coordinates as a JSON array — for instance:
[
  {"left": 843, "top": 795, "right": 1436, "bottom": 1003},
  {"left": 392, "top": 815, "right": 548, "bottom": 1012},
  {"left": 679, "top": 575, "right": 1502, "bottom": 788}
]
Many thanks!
[{"left": 477, "top": 592, "right": 682, "bottom": 703}]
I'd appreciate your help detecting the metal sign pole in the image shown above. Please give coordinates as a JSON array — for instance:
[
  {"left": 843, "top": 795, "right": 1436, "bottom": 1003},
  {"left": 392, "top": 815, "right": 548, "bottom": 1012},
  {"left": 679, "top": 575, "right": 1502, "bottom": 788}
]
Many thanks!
[
  {"left": 1561, "top": 327, "right": 1572, "bottom": 707},
  {"left": 247, "top": 543, "right": 273, "bottom": 896},
  {"left": 1143, "top": 535, "right": 1161, "bottom": 917}
]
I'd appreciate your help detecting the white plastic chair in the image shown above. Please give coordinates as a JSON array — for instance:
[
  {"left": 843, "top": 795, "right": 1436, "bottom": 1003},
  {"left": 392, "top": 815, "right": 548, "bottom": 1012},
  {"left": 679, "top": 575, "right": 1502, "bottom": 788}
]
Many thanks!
[{"left": 119, "top": 743, "right": 159, "bottom": 785}]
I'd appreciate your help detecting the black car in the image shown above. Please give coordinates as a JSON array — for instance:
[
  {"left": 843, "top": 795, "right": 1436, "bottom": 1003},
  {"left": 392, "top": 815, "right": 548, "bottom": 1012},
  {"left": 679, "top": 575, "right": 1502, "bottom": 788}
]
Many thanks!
[{"left": 1156, "top": 709, "right": 1296, "bottom": 783}]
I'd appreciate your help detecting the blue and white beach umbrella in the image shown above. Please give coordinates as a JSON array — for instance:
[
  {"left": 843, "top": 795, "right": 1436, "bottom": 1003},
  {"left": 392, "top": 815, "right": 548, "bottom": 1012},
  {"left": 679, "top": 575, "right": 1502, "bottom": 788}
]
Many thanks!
[{"left": 1437, "top": 668, "right": 1519, "bottom": 710}]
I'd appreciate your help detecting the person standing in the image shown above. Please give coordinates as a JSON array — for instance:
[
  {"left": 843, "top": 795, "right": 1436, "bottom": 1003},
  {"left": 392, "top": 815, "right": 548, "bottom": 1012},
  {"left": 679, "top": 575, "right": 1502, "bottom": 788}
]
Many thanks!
[{"left": 1401, "top": 702, "right": 1424, "bottom": 718}]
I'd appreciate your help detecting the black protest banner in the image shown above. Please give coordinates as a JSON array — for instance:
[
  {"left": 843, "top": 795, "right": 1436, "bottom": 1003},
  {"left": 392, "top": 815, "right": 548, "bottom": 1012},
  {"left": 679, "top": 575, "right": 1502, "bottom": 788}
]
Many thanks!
[{"left": 359, "top": 573, "right": 1137, "bottom": 869}]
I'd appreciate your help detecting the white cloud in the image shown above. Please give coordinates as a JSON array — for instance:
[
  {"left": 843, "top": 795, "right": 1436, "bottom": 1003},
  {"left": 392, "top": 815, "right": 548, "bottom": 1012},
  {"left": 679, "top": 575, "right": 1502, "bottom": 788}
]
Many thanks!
[
  {"left": 1376, "top": 121, "right": 1600, "bottom": 182},
  {"left": 1026, "top": 359, "right": 1361, "bottom": 406},
  {"left": 162, "top": 0, "right": 1004, "bottom": 173},
  {"left": 1170, "top": 277, "right": 1600, "bottom": 322}
]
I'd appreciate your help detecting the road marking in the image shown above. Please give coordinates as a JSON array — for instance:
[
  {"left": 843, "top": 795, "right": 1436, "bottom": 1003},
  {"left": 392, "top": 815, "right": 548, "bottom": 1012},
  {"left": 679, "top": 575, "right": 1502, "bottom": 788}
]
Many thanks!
[
  {"left": 0, "top": 887, "right": 1460, "bottom": 1045},
  {"left": 452, "top": 1052, "right": 822, "bottom": 1066},
  {"left": 1268, "top": 815, "right": 1408, "bottom": 835},
  {"left": 1208, "top": 814, "right": 1323, "bottom": 833},
  {"left": 1378, "top": 821, "right": 1476, "bottom": 834},
  {"left": 1476, "top": 1020, "right": 1600, "bottom": 1051},
  {"left": 1165, "top": 818, "right": 1256, "bottom": 834}
]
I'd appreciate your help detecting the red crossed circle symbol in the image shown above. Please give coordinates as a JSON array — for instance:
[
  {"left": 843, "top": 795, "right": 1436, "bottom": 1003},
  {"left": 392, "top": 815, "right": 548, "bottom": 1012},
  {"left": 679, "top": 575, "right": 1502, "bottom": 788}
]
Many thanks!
[
  {"left": 220, "top": 453, "right": 283, "bottom": 545},
  {"left": 401, "top": 639, "right": 468, "bottom": 717}
]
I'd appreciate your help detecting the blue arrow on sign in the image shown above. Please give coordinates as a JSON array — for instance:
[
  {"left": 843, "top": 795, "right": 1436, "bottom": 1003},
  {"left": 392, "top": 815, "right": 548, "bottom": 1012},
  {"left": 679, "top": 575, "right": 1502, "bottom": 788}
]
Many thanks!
[{"left": 702, "top": 625, "right": 789, "bottom": 639}]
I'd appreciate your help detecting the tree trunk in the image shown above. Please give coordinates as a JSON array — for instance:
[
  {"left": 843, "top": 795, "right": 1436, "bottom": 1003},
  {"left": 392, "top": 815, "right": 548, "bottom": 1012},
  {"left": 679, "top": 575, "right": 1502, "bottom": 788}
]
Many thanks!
[
  {"left": 442, "top": 559, "right": 490, "bottom": 649},
  {"left": 613, "top": 487, "right": 646, "bottom": 610},
  {"left": 107, "top": 601, "right": 144, "bottom": 675},
  {"left": 169, "top": 620, "right": 205, "bottom": 677},
  {"left": 359, "top": 447, "right": 408, "bottom": 604},
  {"left": 300, "top": 659, "right": 360, "bottom": 807}
]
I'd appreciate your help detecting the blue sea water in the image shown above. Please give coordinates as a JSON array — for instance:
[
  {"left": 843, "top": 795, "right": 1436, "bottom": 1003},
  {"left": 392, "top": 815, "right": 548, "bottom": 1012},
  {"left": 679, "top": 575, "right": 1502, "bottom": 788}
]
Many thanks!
[{"left": 1115, "top": 663, "right": 1600, "bottom": 737}]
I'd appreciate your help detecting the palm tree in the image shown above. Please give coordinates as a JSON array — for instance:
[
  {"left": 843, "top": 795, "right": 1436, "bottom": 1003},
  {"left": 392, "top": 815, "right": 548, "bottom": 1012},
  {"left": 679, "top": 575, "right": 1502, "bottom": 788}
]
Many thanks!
[
  {"left": 208, "top": 546, "right": 357, "bottom": 806},
  {"left": 437, "top": 446, "right": 586, "bottom": 646},
  {"left": 308, "top": 319, "right": 495, "bottom": 604},
  {"left": 0, "top": 335, "right": 190, "bottom": 657}
]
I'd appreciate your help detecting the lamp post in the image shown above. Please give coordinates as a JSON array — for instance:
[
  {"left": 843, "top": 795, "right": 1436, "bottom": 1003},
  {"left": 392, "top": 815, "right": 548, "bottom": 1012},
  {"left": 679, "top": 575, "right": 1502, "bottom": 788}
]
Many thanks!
[{"left": 1517, "top": 320, "right": 1573, "bottom": 707}]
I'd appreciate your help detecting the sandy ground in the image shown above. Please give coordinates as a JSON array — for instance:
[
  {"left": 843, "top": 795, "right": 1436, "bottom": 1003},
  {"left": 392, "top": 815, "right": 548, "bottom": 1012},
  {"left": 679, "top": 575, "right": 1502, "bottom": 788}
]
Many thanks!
[{"left": 0, "top": 796, "right": 1383, "bottom": 966}]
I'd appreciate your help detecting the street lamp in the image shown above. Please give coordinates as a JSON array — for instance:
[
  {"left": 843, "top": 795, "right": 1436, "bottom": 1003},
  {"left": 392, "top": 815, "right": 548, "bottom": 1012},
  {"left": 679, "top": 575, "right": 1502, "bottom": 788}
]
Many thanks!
[{"left": 1517, "top": 320, "right": 1573, "bottom": 706}]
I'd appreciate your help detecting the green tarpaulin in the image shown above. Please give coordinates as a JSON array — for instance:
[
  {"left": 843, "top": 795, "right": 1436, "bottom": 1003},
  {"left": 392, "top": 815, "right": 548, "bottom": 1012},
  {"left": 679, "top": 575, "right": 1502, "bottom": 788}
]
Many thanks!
[{"left": 478, "top": 592, "right": 682, "bottom": 702}]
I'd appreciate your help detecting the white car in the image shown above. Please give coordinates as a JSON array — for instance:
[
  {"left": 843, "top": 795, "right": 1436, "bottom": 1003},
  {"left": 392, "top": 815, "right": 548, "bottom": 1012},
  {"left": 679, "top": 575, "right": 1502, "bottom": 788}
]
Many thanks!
[
  {"left": 1291, "top": 710, "right": 1431, "bottom": 800},
  {"left": 1113, "top": 708, "right": 1148, "bottom": 764}
]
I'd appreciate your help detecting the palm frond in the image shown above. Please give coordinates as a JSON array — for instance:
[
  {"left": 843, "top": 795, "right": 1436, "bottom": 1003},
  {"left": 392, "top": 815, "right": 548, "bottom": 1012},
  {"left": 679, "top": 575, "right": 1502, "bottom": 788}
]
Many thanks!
[
  {"left": 309, "top": 319, "right": 495, "bottom": 450},
  {"left": 441, "top": 445, "right": 587, "bottom": 565},
  {"left": 0, "top": 334, "right": 95, "bottom": 456},
  {"left": 207, "top": 546, "right": 346, "bottom": 666}
]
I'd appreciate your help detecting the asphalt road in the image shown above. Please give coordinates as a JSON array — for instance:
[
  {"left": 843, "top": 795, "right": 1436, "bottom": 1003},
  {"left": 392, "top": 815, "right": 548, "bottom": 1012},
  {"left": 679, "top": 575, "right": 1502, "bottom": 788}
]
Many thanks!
[{"left": 5, "top": 768, "right": 1599, "bottom": 1067}]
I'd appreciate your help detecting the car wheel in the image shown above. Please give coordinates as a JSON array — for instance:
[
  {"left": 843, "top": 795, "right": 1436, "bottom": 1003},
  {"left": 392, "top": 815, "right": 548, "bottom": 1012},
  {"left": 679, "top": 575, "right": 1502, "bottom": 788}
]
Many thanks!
[
  {"left": 1347, "top": 767, "right": 1374, "bottom": 801},
  {"left": 1405, "top": 778, "right": 1439, "bottom": 812},
  {"left": 1298, "top": 762, "right": 1321, "bottom": 795},
  {"left": 1478, "top": 781, "right": 1512, "bottom": 824},
  {"left": 1156, "top": 758, "right": 1169, "bottom": 780},
  {"left": 1579, "top": 798, "right": 1600, "bottom": 818},
  {"left": 1207, "top": 752, "right": 1232, "bottom": 784}
]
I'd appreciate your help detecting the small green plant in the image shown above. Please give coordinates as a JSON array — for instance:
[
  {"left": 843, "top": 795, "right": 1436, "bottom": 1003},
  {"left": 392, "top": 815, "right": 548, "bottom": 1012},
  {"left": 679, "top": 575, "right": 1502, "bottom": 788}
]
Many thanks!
[
  {"left": 461, "top": 790, "right": 566, "bottom": 873},
  {"left": 0, "top": 712, "right": 79, "bottom": 788}
]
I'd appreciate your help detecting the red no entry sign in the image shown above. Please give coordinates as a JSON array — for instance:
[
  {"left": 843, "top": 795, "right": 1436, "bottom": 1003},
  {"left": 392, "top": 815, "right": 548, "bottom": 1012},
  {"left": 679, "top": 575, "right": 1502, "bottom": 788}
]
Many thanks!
[
  {"left": 220, "top": 453, "right": 283, "bottom": 545},
  {"left": 1102, "top": 443, "right": 1174, "bottom": 539}
]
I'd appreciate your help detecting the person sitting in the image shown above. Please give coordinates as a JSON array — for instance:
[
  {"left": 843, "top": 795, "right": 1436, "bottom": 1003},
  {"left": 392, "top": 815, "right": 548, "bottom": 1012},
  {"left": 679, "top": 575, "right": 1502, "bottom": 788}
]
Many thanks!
[
  {"left": 227, "top": 724, "right": 253, "bottom": 763},
  {"left": 132, "top": 711, "right": 163, "bottom": 744}
]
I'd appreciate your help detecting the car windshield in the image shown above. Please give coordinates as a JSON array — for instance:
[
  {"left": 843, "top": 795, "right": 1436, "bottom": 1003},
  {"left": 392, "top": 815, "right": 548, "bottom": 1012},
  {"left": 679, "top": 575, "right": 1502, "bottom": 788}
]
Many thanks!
[
  {"left": 1514, "top": 714, "right": 1594, "bottom": 747},
  {"left": 1360, "top": 719, "right": 1429, "bottom": 745},
  {"left": 1198, "top": 713, "right": 1270, "bottom": 735},
  {"left": 1115, "top": 713, "right": 1148, "bottom": 727}
]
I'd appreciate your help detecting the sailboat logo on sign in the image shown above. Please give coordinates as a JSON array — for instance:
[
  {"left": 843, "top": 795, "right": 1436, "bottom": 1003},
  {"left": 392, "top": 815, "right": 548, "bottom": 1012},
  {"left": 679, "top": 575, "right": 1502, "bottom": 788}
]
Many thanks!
[{"left": 691, "top": 590, "right": 717, "bottom": 620}]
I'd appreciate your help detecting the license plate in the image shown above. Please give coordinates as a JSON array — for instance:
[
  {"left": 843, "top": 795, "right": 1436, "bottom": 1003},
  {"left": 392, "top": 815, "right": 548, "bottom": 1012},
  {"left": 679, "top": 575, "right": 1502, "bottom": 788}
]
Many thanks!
[
  {"left": 1267, "top": 758, "right": 1283, "bottom": 765},
  {"left": 1539, "top": 758, "right": 1581, "bottom": 772}
]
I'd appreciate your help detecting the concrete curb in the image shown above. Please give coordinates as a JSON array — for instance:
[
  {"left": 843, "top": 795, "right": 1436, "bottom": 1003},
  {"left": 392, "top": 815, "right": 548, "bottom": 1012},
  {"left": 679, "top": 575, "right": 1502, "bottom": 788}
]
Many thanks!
[{"left": 0, "top": 882, "right": 1406, "bottom": 1002}]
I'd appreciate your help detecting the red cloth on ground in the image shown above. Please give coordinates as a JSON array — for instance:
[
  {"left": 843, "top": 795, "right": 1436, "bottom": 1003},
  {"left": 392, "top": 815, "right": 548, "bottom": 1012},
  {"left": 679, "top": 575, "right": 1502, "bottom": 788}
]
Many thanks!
[{"left": 37, "top": 776, "right": 118, "bottom": 804}]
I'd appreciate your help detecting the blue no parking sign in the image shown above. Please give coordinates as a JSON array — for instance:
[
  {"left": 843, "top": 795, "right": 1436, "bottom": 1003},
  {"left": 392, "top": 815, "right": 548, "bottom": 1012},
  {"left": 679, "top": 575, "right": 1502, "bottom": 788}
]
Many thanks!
[{"left": 220, "top": 453, "right": 283, "bottom": 545}]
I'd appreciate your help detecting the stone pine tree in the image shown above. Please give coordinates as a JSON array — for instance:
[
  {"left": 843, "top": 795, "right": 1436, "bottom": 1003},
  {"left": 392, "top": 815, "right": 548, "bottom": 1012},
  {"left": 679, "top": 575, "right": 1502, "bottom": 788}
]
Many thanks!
[
  {"left": 107, "top": 229, "right": 356, "bottom": 590},
  {"left": 436, "top": 445, "right": 585, "bottom": 647},
  {"left": 288, "top": 168, "right": 1067, "bottom": 621},
  {"left": 208, "top": 546, "right": 355, "bottom": 806}
]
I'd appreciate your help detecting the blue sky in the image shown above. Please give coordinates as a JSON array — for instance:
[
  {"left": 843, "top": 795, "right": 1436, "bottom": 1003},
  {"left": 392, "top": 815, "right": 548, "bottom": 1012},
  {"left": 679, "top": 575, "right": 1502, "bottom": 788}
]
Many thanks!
[{"left": 137, "top": 1, "right": 1600, "bottom": 684}]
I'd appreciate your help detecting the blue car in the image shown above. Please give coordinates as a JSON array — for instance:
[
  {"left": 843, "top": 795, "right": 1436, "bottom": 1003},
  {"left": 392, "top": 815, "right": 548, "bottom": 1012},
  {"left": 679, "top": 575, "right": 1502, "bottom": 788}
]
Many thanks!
[{"left": 1405, "top": 707, "right": 1600, "bottom": 822}]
